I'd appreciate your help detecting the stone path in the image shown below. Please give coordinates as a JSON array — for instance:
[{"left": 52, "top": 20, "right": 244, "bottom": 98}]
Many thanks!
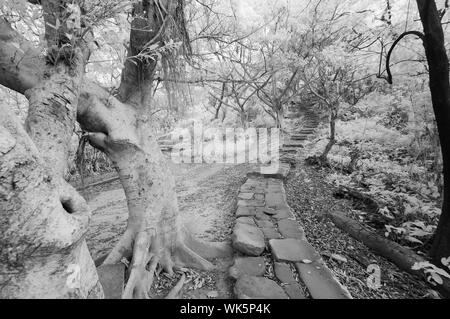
[
  {"left": 91, "top": 102, "right": 352, "bottom": 299},
  {"left": 229, "top": 102, "right": 353, "bottom": 299}
]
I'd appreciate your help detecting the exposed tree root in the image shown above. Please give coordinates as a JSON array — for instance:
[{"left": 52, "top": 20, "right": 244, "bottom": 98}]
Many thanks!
[
  {"left": 121, "top": 229, "right": 154, "bottom": 299},
  {"left": 77, "top": 88, "right": 233, "bottom": 299},
  {"left": 166, "top": 274, "right": 186, "bottom": 299},
  {"left": 182, "top": 226, "right": 233, "bottom": 259},
  {"left": 103, "top": 230, "right": 134, "bottom": 265},
  {"left": 101, "top": 225, "right": 225, "bottom": 299}
]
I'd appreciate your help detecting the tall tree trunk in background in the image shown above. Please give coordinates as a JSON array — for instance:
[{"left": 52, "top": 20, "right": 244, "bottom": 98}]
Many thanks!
[
  {"left": 78, "top": 0, "right": 230, "bottom": 299},
  {"left": 214, "top": 82, "right": 227, "bottom": 120},
  {"left": 275, "top": 102, "right": 284, "bottom": 129},
  {"left": 239, "top": 110, "right": 247, "bottom": 128},
  {"left": 416, "top": 0, "right": 450, "bottom": 266},
  {"left": 0, "top": 1, "right": 101, "bottom": 298},
  {"left": 320, "top": 106, "right": 337, "bottom": 162}
]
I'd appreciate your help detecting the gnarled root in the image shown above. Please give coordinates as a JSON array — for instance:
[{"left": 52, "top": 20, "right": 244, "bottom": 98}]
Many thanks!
[
  {"left": 182, "top": 225, "right": 233, "bottom": 259},
  {"left": 80, "top": 126, "right": 232, "bottom": 299},
  {"left": 165, "top": 274, "right": 186, "bottom": 299},
  {"left": 101, "top": 226, "right": 223, "bottom": 299},
  {"left": 122, "top": 229, "right": 154, "bottom": 299}
]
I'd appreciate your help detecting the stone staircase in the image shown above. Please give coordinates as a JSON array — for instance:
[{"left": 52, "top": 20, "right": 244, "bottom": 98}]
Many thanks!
[
  {"left": 229, "top": 101, "right": 353, "bottom": 299},
  {"left": 279, "top": 101, "right": 320, "bottom": 165}
]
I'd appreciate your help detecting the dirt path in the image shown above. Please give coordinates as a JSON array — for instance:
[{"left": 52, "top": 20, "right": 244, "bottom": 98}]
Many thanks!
[
  {"left": 83, "top": 162, "right": 254, "bottom": 299},
  {"left": 172, "top": 163, "right": 249, "bottom": 242}
]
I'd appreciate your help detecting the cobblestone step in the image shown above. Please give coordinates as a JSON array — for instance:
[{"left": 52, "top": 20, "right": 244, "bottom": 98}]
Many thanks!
[
  {"left": 295, "top": 261, "right": 352, "bottom": 299},
  {"left": 234, "top": 275, "right": 289, "bottom": 299},
  {"left": 247, "top": 163, "right": 291, "bottom": 180},
  {"left": 283, "top": 141, "right": 306, "bottom": 148},
  {"left": 97, "top": 264, "right": 125, "bottom": 299},
  {"left": 281, "top": 147, "right": 301, "bottom": 154},
  {"left": 229, "top": 257, "right": 266, "bottom": 279},
  {"left": 232, "top": 222, "right": 266, "bottom": 256}
]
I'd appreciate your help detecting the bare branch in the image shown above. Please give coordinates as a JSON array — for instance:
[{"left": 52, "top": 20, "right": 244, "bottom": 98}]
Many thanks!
[{"left": 378, "top": 30, "right": 425, "bottom": 84}]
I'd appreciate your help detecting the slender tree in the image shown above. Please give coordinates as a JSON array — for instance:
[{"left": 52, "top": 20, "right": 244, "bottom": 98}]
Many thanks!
[
  {"left": 380, "top": 0, "right": 450, "bottom": 267},
  {"left": 415, "top": 0, "right": 450, "bottom": 267}
]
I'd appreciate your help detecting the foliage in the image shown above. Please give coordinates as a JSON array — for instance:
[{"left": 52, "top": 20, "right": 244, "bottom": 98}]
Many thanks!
[
  {"left": 412, "top": 258, "right": 450, "bottom": 286},
  {"left": 320, "top": 87, "right": 443, "bottom": 250}
]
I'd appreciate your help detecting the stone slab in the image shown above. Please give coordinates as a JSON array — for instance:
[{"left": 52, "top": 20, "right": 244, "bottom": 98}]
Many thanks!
[
  {"left": 284, "top": 284, "right": 307, "bottom": 299},
  {"left": 229, "top": 257, "right": 266, "bottom": 279},
  {"left": 262, "top": 228, "right": 282, "bottom": 240},
  {"left": 284, "top": 140, "right": 306, "bottom": 147},
  {"left": 265, "top": 193, "right": 286, "bottom": 209},
  {"left": 274, "top": 262, "right": 296, "bottom": 284},
  {"left": 238, "top": 200, "right": 265, "bottom": 207},
  {"left": 255, "top": 210, "right": 271, "bottom": 221},
  {"left": 254, "top": 194, "right": 265, "bottom": 201},
  {"left": 238, "top": 193, "right": 254, "bottom": 200},
  {"left": 281, "top": 148, "right": 299, "bottom": 154},
  {"left": 97, "top": 264, "right": 125, "bottom": 299},
  {"left": 278, "top": 219, "right": 305, "bottom": 239},
  {"left": 234, "top": 275, "right": 289, "bottom": 299},
  {"left": 236, "top": 206, "right": 256, "bottom": 218},
  {"left": 236, "top": 217, "right": 257, "bottom": 226},
  {"left": 291, "top": 136, "right": 308, "bottom": 141},
  {"left": 232, "top": 223, "right": 266, "bottom": 256},
  {"left": 255, "top": 220, "right": 275, "bottom": 228},
  {"left": 272, "top": 207, "right": 295, "bottom": 220},
  {"left": 266, "top": 185, "right": 285, "bottom": 193},
  {"left": 269, "top": 238, "right": 321, "bottom": 263},
  {"left": 262, "top": 207, "right": 277, "bottom": 216},
  {"left": 259, "top": 164, "right": 291, "bottom": 180},
  {"left": 295, "top": 261, "right": 352, "bottom": 299}
]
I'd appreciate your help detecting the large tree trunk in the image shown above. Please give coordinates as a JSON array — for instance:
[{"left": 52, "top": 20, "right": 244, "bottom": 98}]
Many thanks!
[
  {"left": 77, "top": 0, "right": 231, "bottom": 299},
  {"left": 0, "top": 103, "right": 101, "bottom": 299},
  {"left": 416, "top": 0, "right": 450, "bottom": 266},
  {"left": 0, "top": 1, "right": 102, "bottom": 298},
  {"left": 78, "top": 84, "right": 230, "bottom": 299}
]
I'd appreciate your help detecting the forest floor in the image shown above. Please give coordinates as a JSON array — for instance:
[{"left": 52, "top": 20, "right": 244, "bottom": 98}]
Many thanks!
[
  {"left": 80, "top": 162, "right": 255, "bottom": 299},
  {"left": 285, "top": 161, "right": 433, "bottom": 299}
]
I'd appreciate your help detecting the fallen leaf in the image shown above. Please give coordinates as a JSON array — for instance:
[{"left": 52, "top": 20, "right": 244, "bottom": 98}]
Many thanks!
[{"left": 331, "top": 254, "right": 348, "bottom": 263}]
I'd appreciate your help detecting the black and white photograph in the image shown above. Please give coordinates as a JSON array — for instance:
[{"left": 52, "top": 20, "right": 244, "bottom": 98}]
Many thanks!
[{"left": 0, "top": 0, "right": 450, "bottom": 305}]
